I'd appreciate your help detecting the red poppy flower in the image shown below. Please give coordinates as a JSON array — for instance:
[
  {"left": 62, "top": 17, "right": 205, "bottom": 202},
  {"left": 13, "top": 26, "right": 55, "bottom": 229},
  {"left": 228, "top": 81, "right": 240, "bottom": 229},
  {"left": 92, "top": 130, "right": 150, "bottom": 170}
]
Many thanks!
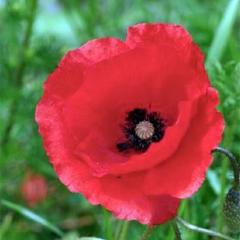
[
  {"left": 36, "top": 23, "right": 224, "bottom": 225},
  {"left": 21, "top": 171, "right": 48, "bottom": 207}
]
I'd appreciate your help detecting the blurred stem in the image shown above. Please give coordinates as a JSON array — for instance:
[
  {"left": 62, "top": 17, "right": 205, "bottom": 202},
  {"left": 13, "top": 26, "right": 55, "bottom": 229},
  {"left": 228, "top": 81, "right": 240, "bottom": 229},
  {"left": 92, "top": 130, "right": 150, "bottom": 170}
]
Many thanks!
[
  {"left": 167, "top": 201, "right": 187, "bottom": 240},
  {"left": 215, "top": 122, "right": 238, "bottom": 232},
  {"left": 114, "top": 221, "right": 123, "bottom": 240},
  {"left": 213, "top": 146, "right": 240, "bottom": 190},
  {"left": 179, "top": 200, "right": 193, "bottom": 239},
  {"left": 118, "top": 221, "right": 129, "bottom": 240},
  {"left": 15, "top": 0, "right": 38, "bottom": 87},
  {"left": 103, "top": 209, "right": 113, "bottom": 240},
  {"left": 172, "top": 220, "right": 182, "bottom": 240},
  {"left": 166, "top": 224, "right": 175, "bottom": 240},
  {"left": 218, "top": 154, "right": 229, "bottom": 226},
  {"left": 139, "top": 226, "right": 154, "bottom": 240},
  {"left": 0, "top": 0, "right": 38, "bottom": 149},
  {"left": 0, "top": 214, "right": 13, "bottom": 239},
  {"left": 177, "top": 217, "right": 235, "bottom": 240}
]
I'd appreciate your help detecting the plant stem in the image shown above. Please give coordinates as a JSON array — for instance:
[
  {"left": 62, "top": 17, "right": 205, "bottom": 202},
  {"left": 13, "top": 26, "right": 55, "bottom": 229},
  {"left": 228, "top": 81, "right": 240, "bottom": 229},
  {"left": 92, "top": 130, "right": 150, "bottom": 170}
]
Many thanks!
[
  {"left": 15, "top": 0, "right": 38, "bottom": 87},
  {"left": 103, "top": 209, "right": 113, "bottom": 240},
  {"left": 172, "top": 220, "right": 182, "bottom": 240},
  {"left": 214, "top": 123, "right": 237, "bottom": 232},
  {"left": 177, "top": 217, "right": 235, "bottom": 240},
  {"left": 114, "top": 221, "right": 123, "bottom": 240},
  {"left": 212, "top": 146, "right": 240, "bottom": 190},
  {"left": 0, "top": 0, "right": 38, "bottom": 149},
  {"left": 139, "top": 226, "right": 154, "bottom": 240},
  {"left": 0, "top": 214, "right": 13, "bottom": 239},
  {"left": 118, "top": 221, "right": 129, "bottom": 240}
]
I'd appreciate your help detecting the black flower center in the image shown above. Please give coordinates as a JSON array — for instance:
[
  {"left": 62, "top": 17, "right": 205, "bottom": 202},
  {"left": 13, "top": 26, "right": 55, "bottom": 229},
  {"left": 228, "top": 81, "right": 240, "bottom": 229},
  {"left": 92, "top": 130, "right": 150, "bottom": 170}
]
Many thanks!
[{"left": 117, "top": 108, "right": 165, "bottom": 152}]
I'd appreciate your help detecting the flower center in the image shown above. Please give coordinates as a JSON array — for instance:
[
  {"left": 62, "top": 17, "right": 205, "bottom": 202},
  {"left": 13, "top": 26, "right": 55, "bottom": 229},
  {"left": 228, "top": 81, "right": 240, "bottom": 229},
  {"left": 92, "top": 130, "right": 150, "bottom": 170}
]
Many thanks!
[
  {"left": 117, "top": 108, "right": 165, "bottom": 153},
  {"left": 135, "top": 121, "right": 154, "bottom": 140}
]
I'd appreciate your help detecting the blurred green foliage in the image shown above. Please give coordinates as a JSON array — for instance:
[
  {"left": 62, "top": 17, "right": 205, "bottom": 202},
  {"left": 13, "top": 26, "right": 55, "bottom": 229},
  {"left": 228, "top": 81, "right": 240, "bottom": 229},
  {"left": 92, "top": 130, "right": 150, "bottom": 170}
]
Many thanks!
[{"left": 0, "top": 0, "right": 240, "bottom": 239}]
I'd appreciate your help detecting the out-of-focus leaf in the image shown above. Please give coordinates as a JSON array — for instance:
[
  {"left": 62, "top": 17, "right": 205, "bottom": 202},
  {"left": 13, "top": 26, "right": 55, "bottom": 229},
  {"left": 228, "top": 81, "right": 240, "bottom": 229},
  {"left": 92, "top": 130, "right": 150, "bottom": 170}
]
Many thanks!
[
  {"left": 0, "top": 214, "right": 13, "bottom": 239},
  {"left": 61, "top": 232, "right": 105, "bottom": 240},
  {"left": 206, "top": 0, "right": 240, "bottom": 67},
  {"left": 207, "top": 170, "right": 221, "bottom": 195},
  {"left": 61, "top": 232, "right": 79, "bottom": 240},
  {"left": 1, "top": 199, "right": 64, "bottom": 237},
  {"left": 79, "top": 238, "right": 105, "bottom": 240}
]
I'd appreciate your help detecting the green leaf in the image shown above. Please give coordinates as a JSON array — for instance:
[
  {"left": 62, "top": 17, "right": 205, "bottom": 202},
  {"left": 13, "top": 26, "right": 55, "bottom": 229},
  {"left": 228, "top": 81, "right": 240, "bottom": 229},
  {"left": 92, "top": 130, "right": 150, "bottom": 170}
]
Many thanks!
[
  {"left": 79, "top": 238, "right": 105, "bottom": 240},
  {"left": 61, "top": 232, "right": 105, "bottom": 240},
  {"left": 207, "top": 170, "right": 221, "bottom": 195},
  {"left": 206, "top": 0, "right": 240, "bottom": 66},
  {"left": 1, "top": 199, "right": 64, "bottom": 237}
]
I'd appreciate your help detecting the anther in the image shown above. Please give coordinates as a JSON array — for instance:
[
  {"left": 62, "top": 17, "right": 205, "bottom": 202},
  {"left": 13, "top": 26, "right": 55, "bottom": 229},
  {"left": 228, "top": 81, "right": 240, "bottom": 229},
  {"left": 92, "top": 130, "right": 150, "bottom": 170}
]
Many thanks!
[{"left": 117, "top": 108, "right": 165, "bottom": 153}]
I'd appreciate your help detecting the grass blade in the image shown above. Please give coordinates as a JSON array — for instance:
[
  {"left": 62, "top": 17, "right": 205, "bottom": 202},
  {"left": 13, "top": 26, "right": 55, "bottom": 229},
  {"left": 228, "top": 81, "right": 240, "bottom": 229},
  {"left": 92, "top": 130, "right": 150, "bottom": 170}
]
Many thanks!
[
  {"left": 79, "top": 238, "right": 105, "bottom": 240},
  {"left": 0, "top": 214, "right": 13, "bottom": 239},
  {"left": 206, "top": 0, "right": 240, "bottom": 66},
  {"left": 1, "top": 199, "right": 64, "bottom": 237}
]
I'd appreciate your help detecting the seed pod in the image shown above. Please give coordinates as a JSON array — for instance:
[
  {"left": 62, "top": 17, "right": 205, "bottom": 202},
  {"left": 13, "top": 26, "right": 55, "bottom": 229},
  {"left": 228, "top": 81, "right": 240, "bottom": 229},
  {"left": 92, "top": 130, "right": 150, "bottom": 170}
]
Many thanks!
[
  {"left": 135, "top": 121, "right": 154, "bottom": 140},
  {"left": 223, "top": 187, "right": 240, "bottom": 233}
]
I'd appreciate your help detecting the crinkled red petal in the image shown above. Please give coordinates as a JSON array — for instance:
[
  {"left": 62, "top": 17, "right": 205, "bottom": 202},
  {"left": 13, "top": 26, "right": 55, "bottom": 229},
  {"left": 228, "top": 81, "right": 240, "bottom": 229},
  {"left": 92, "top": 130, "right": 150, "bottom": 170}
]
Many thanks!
[{"left": 143, "top": 88, "right": 224, "bottom": 198}]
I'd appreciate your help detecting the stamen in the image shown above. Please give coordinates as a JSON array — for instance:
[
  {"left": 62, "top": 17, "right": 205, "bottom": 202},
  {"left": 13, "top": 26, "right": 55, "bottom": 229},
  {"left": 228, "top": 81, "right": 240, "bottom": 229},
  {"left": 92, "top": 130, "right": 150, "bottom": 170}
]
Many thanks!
[
  {"left": 135, "top": 121, "right": 155, "bottom": 140},
  {"left": 117, "top": 108, "right": 165, "bottom": 153}
]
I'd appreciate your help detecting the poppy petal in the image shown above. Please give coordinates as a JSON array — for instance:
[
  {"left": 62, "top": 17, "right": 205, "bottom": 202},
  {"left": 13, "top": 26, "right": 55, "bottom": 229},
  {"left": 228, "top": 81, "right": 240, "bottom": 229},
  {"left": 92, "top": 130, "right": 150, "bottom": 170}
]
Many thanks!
[
  {"left": 143, "top": 88, "right": 224, "bottom": 198},
  {"left": 43, "top": 38, "right": 129, "bottom": 99},
  {"left": 62, "top": 43, "right": 209, "bottom": 176}
]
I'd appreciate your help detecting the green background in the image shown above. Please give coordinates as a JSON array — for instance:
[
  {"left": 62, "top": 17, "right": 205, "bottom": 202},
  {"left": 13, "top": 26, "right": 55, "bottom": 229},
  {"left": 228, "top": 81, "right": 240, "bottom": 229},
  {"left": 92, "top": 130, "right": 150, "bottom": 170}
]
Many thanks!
[{"left": 0, "top": 0, "right": 240, "bottom": 239}]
